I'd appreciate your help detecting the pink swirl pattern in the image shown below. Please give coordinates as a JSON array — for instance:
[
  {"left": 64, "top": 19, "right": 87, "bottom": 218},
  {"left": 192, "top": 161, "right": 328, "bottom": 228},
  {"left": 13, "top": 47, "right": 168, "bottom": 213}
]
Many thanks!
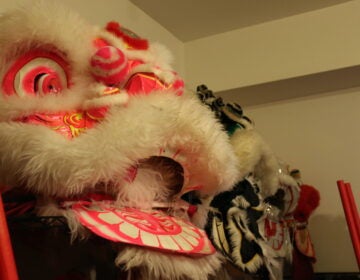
[{"left": 72, "top": 202, "right": 215, "bottom": 256}]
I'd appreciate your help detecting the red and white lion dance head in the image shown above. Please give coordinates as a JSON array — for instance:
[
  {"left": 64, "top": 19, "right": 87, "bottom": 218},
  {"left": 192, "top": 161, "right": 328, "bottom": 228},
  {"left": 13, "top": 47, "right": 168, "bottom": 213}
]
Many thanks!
[{"left": 0, "top": 2, "right": 240, "bottom": 279}]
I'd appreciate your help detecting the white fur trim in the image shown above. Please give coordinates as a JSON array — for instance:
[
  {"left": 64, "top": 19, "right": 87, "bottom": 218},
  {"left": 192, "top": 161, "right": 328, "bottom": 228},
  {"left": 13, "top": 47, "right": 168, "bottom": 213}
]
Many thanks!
[
  {"left": 231, "top": 129, "right": 280, "bottom": 196},
  {"left": 83, "top": 92, "right": 129, "bottom": 109},
  {"left": 0, "top": 1, "right": 97, "bottom": 77},
  {"left": 0, "top": 80, "right": 94, "bottom": 120},
  {"left": 0, "top": 92, "right": 239, "bottom": 198}
]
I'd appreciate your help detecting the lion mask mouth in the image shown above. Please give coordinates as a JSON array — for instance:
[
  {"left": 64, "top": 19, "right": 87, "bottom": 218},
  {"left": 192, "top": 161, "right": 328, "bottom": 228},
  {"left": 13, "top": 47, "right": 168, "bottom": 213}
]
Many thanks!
[
  {"left": 1, "top": 91, "right": 240, "bottom": 259},
  {"left": 57, "top": 155, "right": 215, "bottom": 256}
]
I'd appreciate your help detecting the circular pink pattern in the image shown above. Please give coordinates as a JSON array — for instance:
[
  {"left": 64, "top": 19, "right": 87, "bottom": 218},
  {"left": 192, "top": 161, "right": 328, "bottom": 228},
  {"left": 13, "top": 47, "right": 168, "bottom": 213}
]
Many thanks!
[
  {"left": 119, "top": 208, "right": 182, "bottom": 235},
  {"left": 72, "top": 202, "right": 215, "bottom": 256}
]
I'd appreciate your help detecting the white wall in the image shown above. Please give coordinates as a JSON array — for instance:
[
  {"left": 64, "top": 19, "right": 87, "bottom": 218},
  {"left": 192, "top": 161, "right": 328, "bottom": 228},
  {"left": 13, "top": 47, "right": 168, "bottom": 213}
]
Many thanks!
[
  {"left": 245, "top": 88, "right": 360, "bottom": 272},
  {"left": 184, "top": 1, "right": 360, "bottom": 93},
  {"left": 0, "top": 0, "right": 185, "bottom": 76}
]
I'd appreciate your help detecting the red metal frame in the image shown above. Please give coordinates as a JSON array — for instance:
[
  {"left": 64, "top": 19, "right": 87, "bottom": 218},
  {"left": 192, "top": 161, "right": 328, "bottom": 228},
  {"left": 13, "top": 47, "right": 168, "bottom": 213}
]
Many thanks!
[
  {"left": 337, "top": 180, "right": 360, "bottom": 269},
  {"left": 0, "top": 193, "right": 19, "bottom": 280}
]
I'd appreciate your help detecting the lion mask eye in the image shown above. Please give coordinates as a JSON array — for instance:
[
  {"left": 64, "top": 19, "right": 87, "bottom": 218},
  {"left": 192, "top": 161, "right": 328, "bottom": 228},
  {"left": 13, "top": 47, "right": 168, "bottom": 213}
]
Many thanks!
[{"left": 2, "top": 50, "right": 69, "bottom": 97}]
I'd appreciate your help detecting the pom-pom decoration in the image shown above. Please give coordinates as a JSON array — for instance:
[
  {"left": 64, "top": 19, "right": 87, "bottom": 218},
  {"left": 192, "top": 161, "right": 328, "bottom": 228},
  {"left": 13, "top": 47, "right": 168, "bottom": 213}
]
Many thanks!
[
  {"left": 90, "top": 46, "right": 129, "bottom": 86},
  {"left": 293, "top": 184, "right": 320, "bottom": 223}
]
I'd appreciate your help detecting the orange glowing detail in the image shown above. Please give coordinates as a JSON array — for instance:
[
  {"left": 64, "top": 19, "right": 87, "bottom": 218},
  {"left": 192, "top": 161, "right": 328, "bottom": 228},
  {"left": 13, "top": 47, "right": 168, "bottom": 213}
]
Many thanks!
[{"left": 18, "top": 107, "right": 108, "bottom": 139}]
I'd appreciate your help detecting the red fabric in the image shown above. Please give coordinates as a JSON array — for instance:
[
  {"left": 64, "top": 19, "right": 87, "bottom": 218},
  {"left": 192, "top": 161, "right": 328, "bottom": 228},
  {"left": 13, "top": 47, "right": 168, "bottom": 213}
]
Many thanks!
[
  {"left": 125, "top": 72, "right": 184, "bottom": 96},
  {"left": 292, "top": 184, "right": 320, "bottom": 278},
  {"left": 292, "top": 246, "right": 315, "bottom": 280}
]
